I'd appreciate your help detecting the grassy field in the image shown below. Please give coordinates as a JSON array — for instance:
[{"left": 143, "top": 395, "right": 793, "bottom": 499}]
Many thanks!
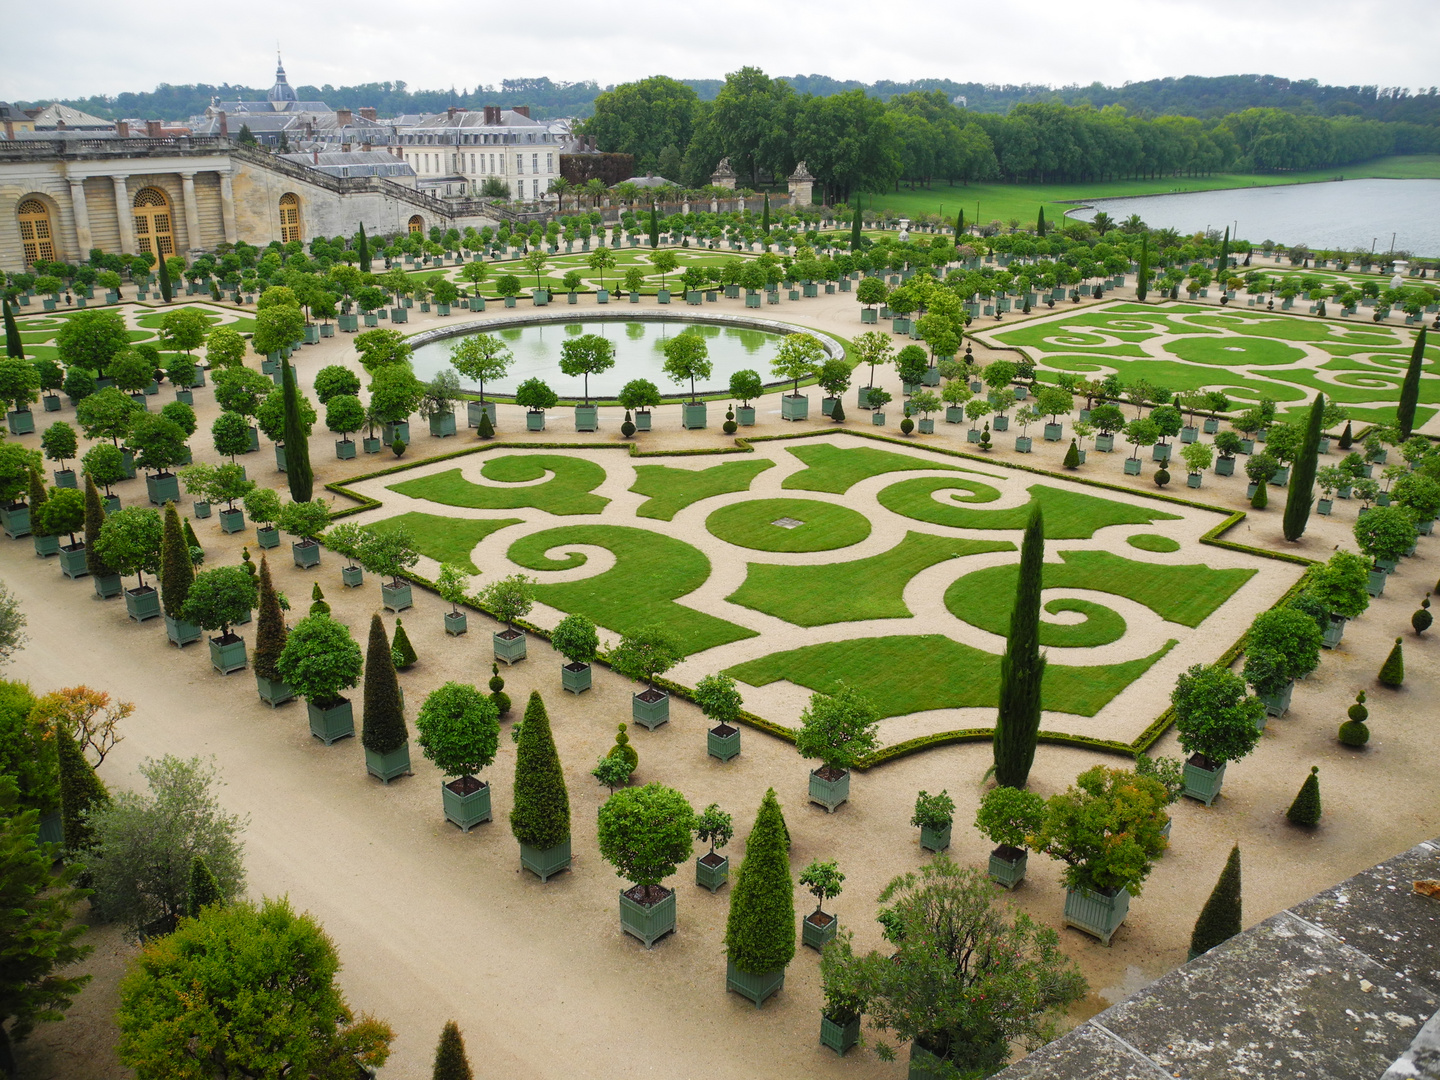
[
  {"left": 631, "top": 459, "right": 775, "bottom": 521},
  {"left": 877, "top": 480, "right": 1182, "bottom": 538},
  {"left": 389, "top": 454, "right": 609, "bottom": 516},
  {"left": 864, "top": 155, "right": 1440, "bottom": 228},
  {"left": 1127, "top": 533, "right": 1180, "bottom": 553},
  {"left": 705, "top": 497, "right": 872, "bottom": 552},
  {"left": 779, "top": 442, "right": 969, "bottom": 494},
  {"left": 364, "top": 512, "right": 522, "bottom": 573}
]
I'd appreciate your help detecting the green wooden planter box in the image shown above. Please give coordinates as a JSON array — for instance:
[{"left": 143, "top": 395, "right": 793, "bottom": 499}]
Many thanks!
[
  {"left": 682, "top": 402, "right": 707, "bottom": 429},
  {"left": 342, "top": 565, "right": 364, "bottom": 588},
  {"left": 125, "top": 586, "right": 162, "bottom": 623},
  {"left": 442, "top": 778, "right": 492, "bottom": 832},
  {"left": 987, "top": 846, "right": 1027, "bottom": 888},
  {"left": 467, "top": 401, "right": 498, "bottom": 428},
  {"left": 736, "top": 406, "right": 755, "bottom": 426},
  {"left": 861, "top": 307, "right": 878, "bottom": 323},
  {"left": 256, "top": 526, "right": 280, "bottom": 550},
  {"left": 292, "top": 540, "right": 321, "bottom": 569},
  {"left": 707, "top": 724, "right": 740, "bottom": 761},
  {"left": 635, "top": 410, "right": 652, "bottom": 431},
  {"left": 93, "top": 573, "right": 122, "bottom": 599},
  {"left": 103, "top": 495, "right": 121, "bottom": 515},
  {"left": 494, "top": 629, "right": 526, "bottom": 664},
  {"left": 1152, "top": 443, "right": 1172, "bottom": 463},
  {"left": 920, "top": 823, "right": 952, "bottom": 852},
  {"left": 632, "top": 689, "right": 670, "bottom": 730},
  {"left": 1203, "top": 417, "right": 1220, "bottom": 434},
  {"left": 1, "top": 504, "right": 31, "bottom": 538},
  {"left": 1181, "top": 426, "right": 1198, "bottom": 444},
  {"left": 696, "top": 853, "right": 729, "bottom": 892},
  {"left": 254, "top": 674, "right": 294, "bottom": 707},
  {"left": 909, "top": 1043, "right": 950, "bottom": 1079},
  {"left": 308, "top": 698, "right": 354, "bottom": 744},
  {"left": 381, "top": 582, "right": 413, "bottom": 613},
  {"left": 1124, "top": 458, "right": 1143, "bottom": 475},
  {"left": 1014, "top": 436, "right": 1032, "bottom": 453},
  {"left": 872, "top": 412, "right": 886, "bottom": 426},
  {"left": 1183, "top": 757, "right": 1226, "bottom": 805},
  {"left": 218, "top": 507, "right": 245, "bottom": 534},
  {"left": 59, "top": 544, "right": 89, "bottom": 579},
  {"left": 1322, "top": 615, "right": 1346, "bottom": 649},
  {"left": 619, "top": 887, "right": 676, "bottom": 948},
  {"left": 339, "top": 314, "right": 359, "bottom": 332},
  {"left": 520, "top": 838, "right": 572, "bottom": 882},
  {"left": 7, "top": 410, "right": 36, "bottom": 436},
  {"left": 802, "top": 912, "right": 838, "bottom": 950},
  {"left": 1063, "top": 885, "right": 1130, "bottom": 945},
  {"left": 33, "top": 533, "right": 59, "bottom": 558},
  {"left": 53, "top": 469, "right": 77, "bottom": 490},
  {"left": 382, "top": 420, "right": 410, "bottom": 445},
  {"left": 562, "top": 662, "right": 591, "bottom": 693},
  {"left": 726, "top": 959, "right": 785, "bottom": 1008},
  {"left": 918, "top": 418, "right": 935, "bottom": 434},
  {"left": 164, "top": 614, "right": 201, "bottom": 648},
  {"left": 781, "top": 394, "right": 809, "bottom": 421},
  {"left": 37, "top": 810, "right": 62, "bottom": 849},
  {"left": 525, "top": 410, "right": 546, "bottom": 431},
  {"left": 820, "top": 1013, "right": 861, "bottom": 1057},
  {"left": 209, "top": 635, "right": 248, "bottom": 674},
  {"left": 335, "top": 439, "right": 357, "bottom": 460},
  {"left": 444, "top": 610, "right": 467, "bottom": 636},
  {"left": 365, "top": 741, "right": 412, "bottom": 784},
  {"left": 574, "top": 404, "right": 599, "bottom": 432},
  {"left": 809, "top": 769, "right": 850, "bottom": 812},
  {"left": 1215, "top": 456, "right": 1236, "bottom": 476},
  {"left": 1259, "top": 681, "right": 1294, "bottom": 718},
  {"left": 429, "top": 412, "right": 457, "bottom": 438}
]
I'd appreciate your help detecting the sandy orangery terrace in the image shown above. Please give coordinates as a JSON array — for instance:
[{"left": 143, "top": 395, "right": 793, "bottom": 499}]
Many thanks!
[{"left": 330, "top": 431, "right": 1303, "bottom": 757}]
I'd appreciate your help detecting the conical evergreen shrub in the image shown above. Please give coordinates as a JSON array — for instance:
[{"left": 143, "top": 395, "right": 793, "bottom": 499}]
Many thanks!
[
  {"left": 1283, "top": 393, "right": 1325, "bottom": 542},
  {"left": 831, "top": 398, "right": 845, "bottom": 423},
  {"left": 1378, "top": 637, "right": 1405, "bottom": 687},
  {"left": 363, "top": 613, "right": 408, "bottom": 755},
  {"left": 993, "top": 506, "right": 1046, "bottom": 788},
  {"left": 477, "top": 410, "right": 494, "bottom": 440},
  {"left": 84, "top": 475, "right": 114, "bottom": 578},
  {"left": 159, "top": 502, "right": 193, "bottom": 620},
  {"left": 725, "top": 788, "right": 795, "bottom": 976},
  {"left": 1286, "top": 766, "right": 1321, "bottom": 826},
  {"left": 1063, "top": 439, "right": 1080, "bottom": 468},
  {"left": 1413, "top": 596, "right": 1432, "bottom": 635},
  {"left": 1338, "top": 421, "right": 1353, "bottom": 449},
  {"left": 620, "top": 410, "right": 635, "bottom": 438},
  {"left": 1338, "top": 690, "right": 1369, "bottom": 746},
  {"left": 57, "top": 728, "right": 107, "bottom": 856},
  {"left": 432, "top": 1020, "right": 473, "bottom": 1080},
  {"left": 510, "top": 691, "right": 570, "bottom": 849},
  {"left": 28, "top": 468, "right": 46, "bottom": 524},
  {"left": 157, "top": 247, "right": 173, "bottom": 302},
  {"left": 310, "top": 581, "right": 330, "bottom": 616},
  {"left": 489, "top": 662, "right": 510, "bottom": 717},
  {"left": 609, "top": 722, "right": 638, "bottom": 770},
  {"left": 253, "top": 556, "right": 287, "bottom": 682},
  {"left": 1188, "top": 845, "right": 1241, "bottom": 960},
  {"left": 392, "top": 618, "right": 417, "bottom": 670},
  {"left": 186, "top": 855, "right": 222, "bottom": 917},
  {"left": 182, "top": 517, "right": 201, "bottom": 561},
  {"left": 1250, "top": 483, "right": 1268, "bottom": 509}
]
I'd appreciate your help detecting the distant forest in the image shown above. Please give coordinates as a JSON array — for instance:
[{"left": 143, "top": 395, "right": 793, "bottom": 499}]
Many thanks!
[{"left": 24, "top": 73, "right": 1440, "bottom": 126}]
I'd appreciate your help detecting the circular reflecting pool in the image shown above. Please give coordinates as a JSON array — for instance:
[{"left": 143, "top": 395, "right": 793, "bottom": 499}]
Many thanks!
[{"left": 409, "top": 317, "right": 796, "bottom": 399}]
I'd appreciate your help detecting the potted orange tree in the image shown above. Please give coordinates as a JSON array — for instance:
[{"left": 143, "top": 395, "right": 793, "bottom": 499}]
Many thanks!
[
  {"left": 974, "top": 785, "right": 1047, "bottom": 888},
  {"left": 94, "top": 506, "right": 164, "bottom": 623},
  {"left": 693, "top": 802, "right": 733, "bottom": 893},
  {"left": 598, "top": 782, "right": 695, "bottom": 948},
  {"left": 479, "top": 573, "right": 535, "bottom": 664},
  {"left": 694, "top": 672, "right": 743, "bottom": 762},
  {"left": 611, "top": 625, "right": 681, "bottom": 730},
  {"left": 551, "top": 612, "right": 598, "bottom": 693},
  {"left": 795, "top": 685, "right": 879, "bottom": 813},
  {"left": 416, "top": 681, "right": 501, "bottom": 832},
  {"left": 799, "top": 859, "right": 845, "bottom": 950},
  {"left": 277, "top": 611, "right": 363, "bottom": 746},
  {"left": 182, "top": 564, "right": 259, "bottom": 674}
]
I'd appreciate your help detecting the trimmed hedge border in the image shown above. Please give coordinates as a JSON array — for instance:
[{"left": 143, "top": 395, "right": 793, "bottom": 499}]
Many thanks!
[{"left": 321, "top": 425, "right": 1322, "bottom": 767}]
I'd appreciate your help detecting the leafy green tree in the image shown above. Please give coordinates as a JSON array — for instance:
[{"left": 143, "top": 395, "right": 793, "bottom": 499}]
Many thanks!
[
  {"left": 770, "top": 333, "right": 826, "bottom": 397},
  {"left": 416, "top": 683, "right": 500, "bottom": 784},
  {"left": 693, "top": 803, "right": 733, "bottom": 856},
  {"left": 204, "top": 325, "right": 246, "bottom": 371},
  {"left": 795, "top": 684, "right": 879, "bottom": 776},
  {"left": 116, "top": 896, "right": 394, "bottom": 1079},
  {"left": 251, "top": 302, "right": 305, "bottom": 357},
  {"left": 448, "top": 333, "right": 512, "bottom": 407},
  {"left": 1171, "top": 664, "right": 1264, "bottom": 767},
  {"left": 361, "top": 613, "right": 407, "bottom": 755},
  {"left": 87, "top": 754, "right": 246, "bottom": 935},
  {"left": 0, "top": 357, "right": 40, "bottom": 414},
  {"left": 597, "top": 783, "right": 695, "bottom": 896},
  {"left": 551, "top": 612, "right": 599, "bottom": 666},
  {"left": 357, "top": 527, "right": 419, "bottom": 586},
  {"left": 1031, "top": 765, "right": 1170, "bottom": 895},
  {"left": 510, "top": 692, "right": 570, "bottom": 850},
  {"left": 1189, "top": 845, "right": 1241, "bottom": 958},
  {"left": 212, "top": 366, "right": 272, "bottom": 422},
  {"left": 559, "top": 334, "right": 616, "bottom": 404},
  {"left": 724, "top": 788, "right": 795, "bottom": 975},
  {"left": 0, "top": 775, "right": 92, "bottom": 1077},
  {"left": 277, "top": 614, "right": 363, "bottom": 708},
  {"left": 661, "top": 329, "right": 712, "bottom": 402},
  {"left": 368, "top": 365, "right": 426, "bottom": 425},
  {"left": 477, "top": 573, "right": 535, "bottom": 630},
  {"left": 799, "top": 859, "right": 844, "bottom": 920},
  {"left": 432, "top": 1020, "right": 473, "bottom": 1080},
  {"left": 95, "top": 506, "right": 164, "bottom": 590},
  {"left": 993, "top": 506, "right": 1046, "bottom": 788},
  {"left": 56, "top": 310, "right": 129, "bottom": 376},
  {"left": 159, "top": 307, "right": 207, "bottom": 357},
  {"left": 313, "top": 365, "right": 361, "bottom": 404},
  {"left": 611, "top": 624, "right": 681, "bottom": 690},
  {"left": 180, "top": 565, "right": 258, "bottom": 639},
  {"left": 185, "top": 855, "right": 222, "bottom": 917},
  {"left": 75, "top": 386, "right": 140, "bottom": 446},
  {"left": 693, "top": 672, "right": 743, "bottom": 729},
  {"left": 353, "top": 328, "right": 413, "bottom": 373}
]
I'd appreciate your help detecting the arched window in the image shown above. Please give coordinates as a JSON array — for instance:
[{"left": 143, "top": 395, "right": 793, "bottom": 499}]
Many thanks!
[
  {"left": 16, "top": 198, "right": 55, "bottom": 265},
  {"left": 279, "top": 193, "right": 301, "bottom": 244},
  {"left": 132, "top": 187, "right": 174, "bottom": 258},
  {"left": 408, "top": 215, "right": 423, "bottom": 234}
]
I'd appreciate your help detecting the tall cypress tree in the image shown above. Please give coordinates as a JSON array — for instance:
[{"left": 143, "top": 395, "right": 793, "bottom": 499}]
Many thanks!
[
  {"left": 1397, "top": 327, "right": 1427, "bottom": 440},
  {"left": 432, "top": 1020, "right": 473, "bottom": 1080},
  {"left": 1036, "top": 206, "right": 1046, "bottom": 237},
  {"left": 761, "top": 194, "right": 770, "bottom": 236},
  {"left": 157, "top": 250, "right": 173, "bottom": 303},
  {"left": 253, "top": 555, "right": 287, "bottom": 683},
  {"left": 57, "top": 728, "right": 108, "bottom": 857},
  {"left": 1188, "top": 845, "right": 1241, "bottom": 960},
  {"left": 850, "top": 202, "right": 862, "bottom": 251},
  {"left": 186, "top": 855, "right": 222, "bottom": 917},
  {"left": 956, "top": 209, "right": 964, "bottom": 236},
  {"left": 510, "top": 691, "right": 570, "bottom": 851},
  {"left": 1283, "top": 392, "right": 1325, "bottom": 541},
  {"left": 1217, "top": 226, "right": 1230, "bottom": 281},
  {"left": 27, "top": 468, "right": 46, "bottom": 521},
  {"left": 724, "top": 788, "right": 795, "bottom": 977},
  {"left": 993, "top": 506, "right": 1047, "bottom": 788},
  {"left": 83, "top": 475, "right": 114, "bottom": 580},
  {"left": 280, "top": 359, "right": 313, "bottom": 501},
  {"left": 648, "top": 203, "right": 659, "bottom": 249},
  {"left": 1136, "top": 234, "right": 1150, "bottom": 302},
  {"left": 362, "top": 613, "right": 407, "bottom": 755},
  {"left": 3, "top": 297, "right": 23, "bottom": 359},
  {"left": 159, "top": 502, "right": 194, "bottom": 620},
  {"left": 358, "top": 222, "right": 371, "bottom": 273}
]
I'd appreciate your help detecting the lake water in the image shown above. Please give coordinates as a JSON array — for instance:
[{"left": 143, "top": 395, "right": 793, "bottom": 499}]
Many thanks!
[
  {"left": 1069, "top": 179, "right": 1440, "bottom": 257},
  {"left": 410, "top": 319, "right": 787, "bottom": 399}
]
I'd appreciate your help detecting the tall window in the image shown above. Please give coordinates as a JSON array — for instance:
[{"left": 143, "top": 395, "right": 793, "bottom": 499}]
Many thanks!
[
  {"left": 532, "top": 153, "right": 538, "bottom": 174},
  {"left": 516, "top": 154, "right": 524, "bottom": 175},
  {"left": 16, "top": 198, "right": 55, "bottom": 265},
  {"left": 278, "top": 193, "right": 301, "bottom": 244},
  {"left": 546, "top": 152, "right": 553, "bottom": 173},
  {"left": 408, "top": 215, "right": 423, "bottom": 234},
  {"left": 132, "top": 187, "right": 174, "bottom": 258}
]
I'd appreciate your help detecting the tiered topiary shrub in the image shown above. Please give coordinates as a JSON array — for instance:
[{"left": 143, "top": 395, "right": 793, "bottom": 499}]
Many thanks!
[{"left": 1338, "top": 691, "right": 1370, "bottom": 747}]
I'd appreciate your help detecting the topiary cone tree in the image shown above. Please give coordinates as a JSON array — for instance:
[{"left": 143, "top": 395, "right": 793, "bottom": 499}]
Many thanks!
[
  {"left": 1283, "top": 392, "right": 1325, "bottom": 542},
  {"left": 1378, "top": 637, "right": 1405, "bottom": 687},
  {"left": 159, "top": 502, "right": 193, "bottom": 624},
  {"left": 84, "top": 474, "right": 116, "bottom": 582},
  {"left": 432, "top": 1020, "right": 473, "bottom": 1080},
  {"left": 187, "top": 855, "right": 223, "bottom": 918},
  {"left": 1286, "top": 766, "right": 1321, "bottom": 827},
  {"left": 253, "top": 556, "right": 287, "bottom": 689},
  {"left": 993, "top": 505, "right": 1046, "bottom": 788},
  {"left": 280, "top": 359, "right": 313, "bottom": 502},
  {"left": 362, "top": 613, "right": 408, "bottom": 756},
  {"left": 1188, "top": 845, "right": 1241, "bottom": 961},
  {"left": 510, "top": 691, "right": 571, "bottom": 878},
  {"left": 724, "top": 788, "right": 795, "bottom": 1003},
  {"left": 391, "top": 618, "right": 417, "bottom": 670}
]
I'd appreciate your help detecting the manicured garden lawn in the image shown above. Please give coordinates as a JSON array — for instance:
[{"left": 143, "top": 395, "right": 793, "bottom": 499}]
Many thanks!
[
  {"left": 631, "top": 459, "right": 774, "bottom": 520},
  {"left": 364, "top": 512, "right": 523, "bottom": 573},
  {"left": 1127, "top": 533, "right": 1180, "bottom": 553},
  {"left": 389, "top": 454, "right": 609, "bottom": 516},
  {"left": 780, "top": 443, "right": 968, "bottom": 494},
  {"left": 944, "top": 550, "right": 1254, "bottom": 639},
  {"left": 726, "top": 634, "right": 1176, "bottom": 719},
  {"left": 878, "top": 480, "right": 1181, "bottom": 539},
  {"left": 726, "top": 532, "right": 1015, "bottom": 627},
  {"left": 1163, "top": 336, "right": 1307, "bottom": 366},
  {"left": 506, "top": 524, "right": 756, "bottom": 654},
  {"left": 706, "top": 497, "right": 872, "bottom": 552}
]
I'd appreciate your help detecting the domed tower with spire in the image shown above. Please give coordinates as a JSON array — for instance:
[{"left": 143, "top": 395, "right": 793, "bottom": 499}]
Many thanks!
[{"left": 267, "top": 51, "right": 298, "bottom": 109}]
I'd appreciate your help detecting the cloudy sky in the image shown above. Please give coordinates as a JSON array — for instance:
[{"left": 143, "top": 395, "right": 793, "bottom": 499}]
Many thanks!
[{"left": 3, "top": 0, "right": 1437, "bottom": 102}]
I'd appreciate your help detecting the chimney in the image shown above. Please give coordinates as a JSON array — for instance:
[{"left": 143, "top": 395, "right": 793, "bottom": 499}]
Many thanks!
[
  {"left": 335, "top": 108, "right": 353, "bottom": 127},
  {"left": 513, "top": 106, "right": 530, "bottom": 119},
  {"left": 361, "top": 141, "right": 372, "bottom": 153},
  {"left": 116, "top": 119, "right": 129, "bottom": 138},
  {"left": 3, "top": 119, "right": 12, "bottom": 140},
  {"left": 217, "top": 110, "right": 228, "bottom": 137},
  {"left": 56, "top": 119, "right": 67, "bottom": 131},
  {"left": 313, "top": 149, "right": 319, "bottom": 164},
  {"left": 145, "top": 120, "right": 162, "bottom": 138},
  {"left": 341, "top": 141, "right": 351, "bottom": 154},
  {"left": 484, "top": 105, "right": 500, "bottom": 125},
  {"left": 359, "top": 107, "right": 377, "bottom": 121},
  {"left": 447, "top": 106, "right": 457, "bottom": 121}
]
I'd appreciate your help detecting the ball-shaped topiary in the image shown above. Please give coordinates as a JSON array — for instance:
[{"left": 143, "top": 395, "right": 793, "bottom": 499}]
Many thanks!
[
  {"left": 415, "top": 682, "right": 500, "bottom": 781},
  {"left": 620, "top": 410, "right": 636, "bottom": 439},
  {"left": 1155, "top": 467, "right": 1170, "bottom": 488},
  {"left": 488, "top": 662, "right": 511, "bottom": 718},
  {"left": 1413, "top": 597, "right": 1432, "bottom": 635}
]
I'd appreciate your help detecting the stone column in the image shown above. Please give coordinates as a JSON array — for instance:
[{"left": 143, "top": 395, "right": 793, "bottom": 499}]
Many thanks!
[
  {"left": 68, "top": 177, "right": 93, "bottom": 255},
  {"left": 179, "top": 172, "right": 201, "bottom": 251},
  {"left": 111, "top": 175, "right": 135, "bottom": 254},
  {"left": 218, "top": 170, "right": 238, "bottom": 245}
]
